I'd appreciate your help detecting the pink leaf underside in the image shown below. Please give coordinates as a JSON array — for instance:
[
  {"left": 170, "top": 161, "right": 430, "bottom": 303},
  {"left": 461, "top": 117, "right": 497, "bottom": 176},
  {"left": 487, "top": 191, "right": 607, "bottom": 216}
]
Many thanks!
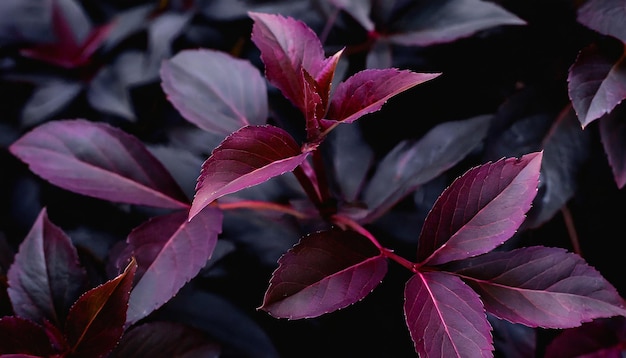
[
  {"left": 386, "top": 0, "right": 526, "bottom": 47},
  {"left": 324, "top": 69, "right": 441, "bottom": 125},
  {"left": 448, "top": 246, "right": 626, "bottom": 328},
  {"left": 7, "top": 208, "right": 86, "bottom": 326},
  {"left": 249, "top": 11, "right": 330, "bottom": 114},
  {"left": 189, "top": 125, "right": 308, "bottom": 220},
  {"left": 599, "top": 105, "right": 626, "bottom": 189},
  {"left": 260, "top": 229, "right": 388, "bottom": 319},
  {"left": 416, "top": 151, "right": 543, "bottom": 266},
  {"left": 160, "top": 48, "right": 268, "bottom": 136},
  {"left": 65, "top": 259, "right": 137, "bottom": 358},
  {"left": 125, "top": 207, "right": 223, "bottom": 326},
  {"left": 9, "top": 119, "right": 189, "bottom": 209},
  {"left": 568, "top": 42, "right": 626, "bottom": 128},
  {"left": 577, "top": 0, "right": 626, "bottom": 43},
  {"left": 404, "top": 271, "right": 493, "bottom": 358}
]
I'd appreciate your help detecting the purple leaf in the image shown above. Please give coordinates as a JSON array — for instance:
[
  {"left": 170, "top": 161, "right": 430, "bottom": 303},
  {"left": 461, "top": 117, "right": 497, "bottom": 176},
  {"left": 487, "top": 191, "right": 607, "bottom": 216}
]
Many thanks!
[
  {"left": 9, "top": 119, "right": 189, "bottom": 209},
  {"left": 404, "top": 271, "right": 493, "bottom": 358},
  {"left": 544, "top": 316, "right": 626, "bottom": 358},
  {"left": 323, "top": 69, "right": 441, "bottom": 125},
  {"left": 125, "top": 207, "right": 223, "bottom": 326},
  {"left": 0, "top": 317, "right": 58, "bottom": 356},
  {"left": 448, "top": 246, "right": 626, "bottom": 328},
  {"left": 260, "top": 229, "right": 387, "bottom": 319},
  {"left": 7, "top": 208, "right": 87, "bottom": 326},
  {"left": 161, "top": 49, "right": 268, "bottom": 136},
  {"left": 189, "top": 125, "right": 309, "bottom": 220},
  {"left": 568, "top": 42, "right": 626, "bottom": 128},
  {"left": 385, "top": 0, "right": 526, "bottom": 47},
  {"left": 577, "top": 0, "right": 626, "bottom": 43},
  {"left": 416, "top": 151, "right": 543, "bottom": 265},
  {"left": 599, "top": 103, "right": 626, "bottom": 189},
  {"left": 65, "top": 259, "right": 137, "bottom": 358}
]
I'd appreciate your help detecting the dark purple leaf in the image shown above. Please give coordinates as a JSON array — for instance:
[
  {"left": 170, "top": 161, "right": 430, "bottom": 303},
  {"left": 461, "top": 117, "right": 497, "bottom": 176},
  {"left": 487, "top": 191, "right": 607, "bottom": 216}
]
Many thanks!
[
  {"left": 189, "top": 125, "right": 309, "bottom": 220},
  {"left": 21, "top": 80, "right": 83, "bottom": 128},
  {"left": 260, "top": 229, "right": 387, "bottom": 319},
  {"left": 545, "top": 316, "right": 626, "bottom": 358},
  {"left": 385, "top": 0, "right": 526, "bottom": 47},
  {"left": 363, "top": 115, "right": 491, "bottom": 222},
  {"left": 404, "top": 271, "right": 493, "bottom": 358},
  {"left": 568, "top": 42, "right": 626, "bottom": 128},
  {"left": 447, "top": 246, "right": 626, "bottom": 328},
  {"left": 7, "top": 208, "right": 87, "bottom": 326},
  {"left": 161, "top": 48, "right": 268, "bottom": 136},
  {"left": 111, "top": 321, "right": 220, "bottom": 358},
  {"left": 125, "top": 207, "right": 223, "bottom": 326},
  {"left": 599, "top": 102, "right": 626, "bottom": 189},
  {"left": 416, "top": 151, "right": 543, "bottom": 265},
  {"left": 65, "top": 259, "right": 137, "bottom": 358},
  {"left": 577, "top": 0, "right": 626, "bottom": 43},
  {"left": 323, "top": 68, "right": 441, "bottom": 126},
  {"left": 9, "top": 119, "right": 190, "bottom": 209},
  {"left": 0, "top": 317, "right": 58, "bottom": 356},
  {"left": 0, "top": 0, "right": 54, "bottom": 46},
  {"left": 328, "top": 0, "right": 375, "bottom": 32},
  {"left": 489, "top": 314, "right": 536, "bottom": 358}
]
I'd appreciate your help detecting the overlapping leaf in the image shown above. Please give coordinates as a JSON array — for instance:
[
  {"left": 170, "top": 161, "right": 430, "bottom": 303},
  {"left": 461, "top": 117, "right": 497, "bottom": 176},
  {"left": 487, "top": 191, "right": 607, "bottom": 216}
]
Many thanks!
[
  {"left": 577, "top": 0, "right": 626, "bottom": 44},
  {"left": 9, "top": 119, "right": 190, "bottom": 209},
  {"left": 0, "top": 316, "right": 58, "bottom": 356},
  {"left": 161, "top": 48, "right": 268, "bottom": 136},
  {"left": 404, "top": 271, "right": 493, "bottom": 358},
  {"left": 599, "top": 102, "right": 626, "bottom": 189},
  {"left": 260, "top": 229, "right": 387, "bottom": 319},
  {"left": 416, "top": 151, "right": 543, "bottom": 265},
  {"left": 189, "top": 125, "right": 309, "bottom": 220},
  {"left": 544, "top": 316, "right": 626, "bottom": 357}
]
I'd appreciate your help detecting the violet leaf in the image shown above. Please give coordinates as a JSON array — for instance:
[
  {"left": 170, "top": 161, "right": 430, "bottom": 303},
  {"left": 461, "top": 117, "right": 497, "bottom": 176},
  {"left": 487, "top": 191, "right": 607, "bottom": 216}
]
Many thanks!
[
  {"left": 363, "top": 115, "right": 491, "bottom": 222},
  {"left": 577, "top": 0, "right": 626, "bottom": 43},
  {"left": 161, "top": 48, "right": 268, "bottom": 136},
  {"left": 323, "top": 69, "right": 441, "bottom": 127},
  {"left": 7, "top": 208, "right": 87, "bottom": 327},
  {"left": 404, "top": 271, "right": 493, "bottom": 358},
  {"left": 568, "top": 42, "right": 626, "bottom": 128},
  {"left": 447, "top": 246, "right": 626, "bottom": 328},
  {"left": 416, "top": 151, "right": 543, "bottom": 266},
  {"left": 544, "top": 316, "right": 626, "bottom": 358},
  {"left": 260, "top": 229, "right": 387, "bottom": 319},
  {"left": 65, "top": 258, "right": 137, "bottom": 358},
  {"left": 189, "top": 125, "right": 309, "bottom": 220},
  {"left": 125, "top": 207, "right": 223, "bottom": 326},
  {"left": 9, "top": 119, "right": 190, "bottom": 209},
  {"left": 0, "top": 316, "right": 58, "bottom": 356},
  {"left": 599, "top": 103, "right": 626, "bottom": 189}
]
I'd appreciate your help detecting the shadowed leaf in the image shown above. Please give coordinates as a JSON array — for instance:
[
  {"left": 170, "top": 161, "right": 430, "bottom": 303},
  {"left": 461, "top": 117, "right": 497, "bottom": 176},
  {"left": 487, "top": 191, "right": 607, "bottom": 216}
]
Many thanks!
[
  {"left": 599, "top": 103, "right": 626, "bottom": 189},
  {"left": 0, "top": 316, "right": 58, "bottom": 356},
  {"left": 544, "top": 316, "right": 626, "bottom": 358},
  {"left": 577, "top": 0, "right": 626, "bottom": 43}
]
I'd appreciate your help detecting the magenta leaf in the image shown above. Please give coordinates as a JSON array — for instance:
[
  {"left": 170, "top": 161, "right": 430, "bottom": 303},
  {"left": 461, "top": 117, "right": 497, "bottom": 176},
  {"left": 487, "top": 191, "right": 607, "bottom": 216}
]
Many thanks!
[
  {"left": 9, "top": 119, "right": 189, "bottom": 209},
  {"left": 577, "top": 0, "right": 626, "bottom": 43},
  {"left": 161, "top": 48, "right": 268, "bottom": 136},
  {"left": 416, "top": 151, "right": 543, "bottom": 266},
  {"left": 404, "top": 271, "right": 493, "bottom": 358},
  {"left": 189, "top": 125, "right": 309, "bottom": 220},
  {"left": 65, "top": 259, "right": 137, "bottom": 358},
  {"left": 568, "top": 42, "right": 626, "bottom": 128},
  {"left": 323, "top": 69, "right": 441, "bottom": 126},
  {"left": 599, "top": 103, "right": 626, "bottom": 189},
  {"left": 544, "top": 316, "right": 626, "bottom": 358},
  {"left": 448, "top": 246, "right": 626, "bottom": 328},
  {"left": 0, "top": 317, "right": 58, "bottom": 356},
  {"left": 260, "top": 229, "right": 387, "bottom": 319},
  {"left": 125, "top": 207, "right": 223, "bottom": 326},
  {"left": 7, "top": 208, "right": 87, "bottom": 326}
]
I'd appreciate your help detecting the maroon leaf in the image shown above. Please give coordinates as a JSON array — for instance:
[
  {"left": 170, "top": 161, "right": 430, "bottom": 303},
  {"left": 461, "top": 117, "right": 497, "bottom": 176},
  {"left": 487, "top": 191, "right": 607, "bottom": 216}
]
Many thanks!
[
  {"left": 65, "top": 258, "right": 136, "bottom": 358},
  {"left": 599, "top": 103, "right": 626, "bottom": 189},
  {"left": 7, "top": 208, "right": 87, "bottom": 326},
  {"left": 323, "top": 68, "right": 441, "bottom": 126},
  {"left": 544, "top": 316, "right": 626, "bottom": 358},
  {"left": 161, "top": 48, "right": 268, "bottom": 136},
  {"left": 0, "top": 317, "right": 57, "bottom": 356},
  {"left": 9, "top": 119, "right": 189, "bottom": 209},
  {"left": 577, "top": 0, "right": 626, "bottom": 44},
  {"left": 404, "top": 271, "right": 493, "bottom": 358},
  {"left": 448, "top": 246, "right": 626, "bottom": 328},
  {"left": 125, "top": 207, "right": 223, "bottom": 326},
  {"left": 189, "top": 125, "right": 309, "bottom": 220},
  {"left": 260, "top": 229, "right": 387, "bottom": 319},
  {"left": 568, "top": 42, "right": 626, "bottom": 128},
  {"left": 416, "top": 151, "right": 543, "bottom": 266}
]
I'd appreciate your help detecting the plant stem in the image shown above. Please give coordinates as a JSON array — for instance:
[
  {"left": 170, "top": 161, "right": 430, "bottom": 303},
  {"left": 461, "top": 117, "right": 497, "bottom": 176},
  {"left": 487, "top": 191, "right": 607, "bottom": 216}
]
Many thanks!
[{"left": 217, "top": 200, "right": 311, "bottom": 219}]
